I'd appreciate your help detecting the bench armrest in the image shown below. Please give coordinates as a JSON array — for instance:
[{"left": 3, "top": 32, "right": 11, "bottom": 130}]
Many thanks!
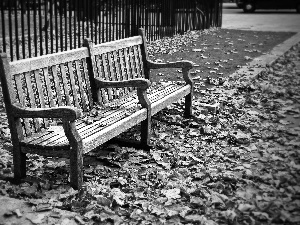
[
  {"left": 94, "top": 77, "right": 151, "bottom": 90},
  {"left": 11, "top": 104, "right": 82, "bottom": 121},
  {"left": 94, "top": 77, "right": 151, "bottom": 110},
  {"left": 147, "top": 60, "right": 194, "bottom": 86},
  {"left": 146, "top": 60, "right": 193, "bottom": 70}
]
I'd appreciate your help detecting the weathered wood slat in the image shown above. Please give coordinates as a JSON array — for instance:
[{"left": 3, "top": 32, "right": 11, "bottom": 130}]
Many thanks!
[
  {"left": 93, "top": 36, "right": 143, "bottom": 55},
  {"left": 67, "top": 62, "right": 80, "bottom": 108},
  {"left": 82, "top": 108, "right": 147, "bottom": 153},
  {"left": 43, "top": 67, "right": 55, "bottom": 108},
  {"left": 128, "top": 47, "right": 137, "bottom": 79},
  {"left": 101, "top": 54, "right": 113, "bottom": 101},
  {"left": 59, "top": 63, "right": 71, "bottom": 106},
  {"left": 137, "top": 45, "right": 145, "bottom": 77},
  {"left": 94, "top": 55, "right": 104, "bottom": 104},
  {"left": 107, "top": 52, "right": 118, "bottom": 98},
  {"left": 123, "top": 48, "right": 133, "bottom": 92},
  {"left": 113, "top": 51, "right": 123, "bottom": 97},
  {"left": 51, "top": 65, "right": 63, "bottom": 106},
  {"left": 133, "top": 46, "right": 141, "bottom": 78},
  {"left": 34, "top": 69, "right": 49, "bottom": 128},
  {"left": 117, "top": 49, "right": 128, "bottom": 96},
  {"left": 10, "top": 48, "right": 89, "bottom": 74},
  {"left": 81, "top": 58, "right": 93, "bottom": 109},
  {"left": 14, "top": 74, "right": 32, "bottom": 135},
  {"left": 75, "top": 60, "right": 88, "bottom": 111},
  {"left": 150, "top": 85, "right": 191, "bottom": 115},
  {"left": 24, "top": 72, "right": 40, "bottom": 132}
]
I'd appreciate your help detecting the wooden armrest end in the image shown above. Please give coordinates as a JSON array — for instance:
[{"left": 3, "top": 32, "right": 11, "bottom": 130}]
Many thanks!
[
  {"left": 11, "top": 105, "right": 82, "bottom": 121},
  {"left": 146, "top": 60, "right": 194, "bottom": 70}
]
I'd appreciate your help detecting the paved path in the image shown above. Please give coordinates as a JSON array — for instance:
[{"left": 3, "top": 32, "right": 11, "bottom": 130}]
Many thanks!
[{"left": 222, "top": 3, "right": 300, "bottom": 32}]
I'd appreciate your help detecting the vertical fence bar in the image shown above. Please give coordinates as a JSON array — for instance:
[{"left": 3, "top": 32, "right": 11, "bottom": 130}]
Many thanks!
[
  {"left": 14, "top": 0, "right": 20, "bottom": 60},
  {"left": 27, "top": 0, "right": 31, "bottom": 57},
  {"left": 96, "top": 0, "right": 102, "bottom": 43},
  {"left": 8, "top": 0, "right": 13, "bottom": 60},
  {"left": 77, "top": 0, "right": 80, "bottom": 48},
  {"left": 113, "top": 0, "right": 115, "bottom": 40},
  {"left": 64, "top": 0, "right": 67, "bottom": 50},
  {"left": 105, "top": 1, "right": 108, "bottom": 42},
  {"left": 49, "top": 0, "right": 53, "bottom": 53},
  {"left": 118, "top": 0, "right": 121, "bottom": 40},
  {"left": 74, "top": 0, "right": 77, "bottom": 48},
  {"left": 100, "top": 0, "right": 102, "bottom": 42},
  {"left": 114, "top": 0, "right": 118, "bottom": 40},
  {"left": 59, "top": 0, "right": 63, "bottom": 51},
  {"left": 45, "top": 0, "right": 49, "bottom": 55},
  {"left": 21, "top": 0, "right": 25, "bottom": 59},
  {"left": 54, "top": 0, "right": 58, "bottom": 52},
  {"left": 91, "top": 0, "right": 94, "bottom": 41},
  {"left": 69, "top": 0, "right": 72, "bottom": 49},
  {"left": 33, "top": 0, "right": 37, "bottom": 56},
  {"left": 82, "top": 0, "right": 85, "bottom": 41},
  {"left": 93, "top": 0, "right": 97, "bottom": 44},
  {"left": 122, "top": 0, "right": 126, "bottom": 39},
  {"left": 1, "top": 0, "right": 6, "bottom": 53},
  {"left": 86, "top": 0, "right": 89, "bottom": 39},
  {"left": 108, "top": 0, "right": 112, "bottom": 41},
  {"left": 38, "top": 0, "right": 43, "bottom": 56}
]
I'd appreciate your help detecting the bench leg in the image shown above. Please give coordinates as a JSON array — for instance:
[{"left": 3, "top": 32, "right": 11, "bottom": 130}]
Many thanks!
[
  {"left": 141, "top": 117, "right": 152, "bottom": 150},
  {"left": 184, "top": 93, "right": 193, "bottom": 118},
  {"left": 13, "top": 144, "right": 26, "bottom": 183},
  {"left": 69, "top": 144, "right": 83, "bottom": 190},
  {"left": 63, "top": 121, "right": 83, "bottom": 190}
]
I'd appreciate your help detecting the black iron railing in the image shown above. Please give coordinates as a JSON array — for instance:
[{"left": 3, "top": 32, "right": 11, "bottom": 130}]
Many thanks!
[{"left": 0, "top": 0, "right": 222, "bottom": 61}]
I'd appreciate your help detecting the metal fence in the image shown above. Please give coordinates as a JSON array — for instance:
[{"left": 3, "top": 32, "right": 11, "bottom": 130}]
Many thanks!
[{"left": 0, "top": 0, "right": 222, "bottom": 61}]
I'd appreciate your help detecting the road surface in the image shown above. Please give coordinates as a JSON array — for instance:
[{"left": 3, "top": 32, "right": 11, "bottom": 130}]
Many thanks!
[{"left": 222, "top": 3, "right": 300, "bottom": 32}]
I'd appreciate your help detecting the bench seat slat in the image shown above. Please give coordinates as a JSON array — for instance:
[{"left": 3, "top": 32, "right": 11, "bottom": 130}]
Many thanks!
[{"left": 20, "top": 83, "right": 189, "bottom": 154}]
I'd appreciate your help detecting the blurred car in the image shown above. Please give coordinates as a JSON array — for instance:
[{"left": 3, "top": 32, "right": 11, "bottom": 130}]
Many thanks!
[{"left": 236, "top": 0, "right": 300, "bottom": 12}]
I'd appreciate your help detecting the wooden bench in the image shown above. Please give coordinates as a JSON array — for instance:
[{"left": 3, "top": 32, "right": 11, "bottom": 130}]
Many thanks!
[{"left": 0, "top": 28, "right": 193, "bottom": 189}]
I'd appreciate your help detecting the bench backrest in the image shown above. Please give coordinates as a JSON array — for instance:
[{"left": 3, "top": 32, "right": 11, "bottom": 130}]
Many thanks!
[
  {"left": 89, "top": 28, "right": 149, "bottom": 105},
  {"left": 0, "top": 28, "right": 149, "bottom": 138},
  {"left": 0, "top": 47, "right": 94, "bottom": 137}
]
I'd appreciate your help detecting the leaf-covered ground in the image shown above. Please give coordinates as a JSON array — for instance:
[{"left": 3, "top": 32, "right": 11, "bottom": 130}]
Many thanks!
[{"left": 0, "top": 29, "right": 300, "bottom": 224}]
